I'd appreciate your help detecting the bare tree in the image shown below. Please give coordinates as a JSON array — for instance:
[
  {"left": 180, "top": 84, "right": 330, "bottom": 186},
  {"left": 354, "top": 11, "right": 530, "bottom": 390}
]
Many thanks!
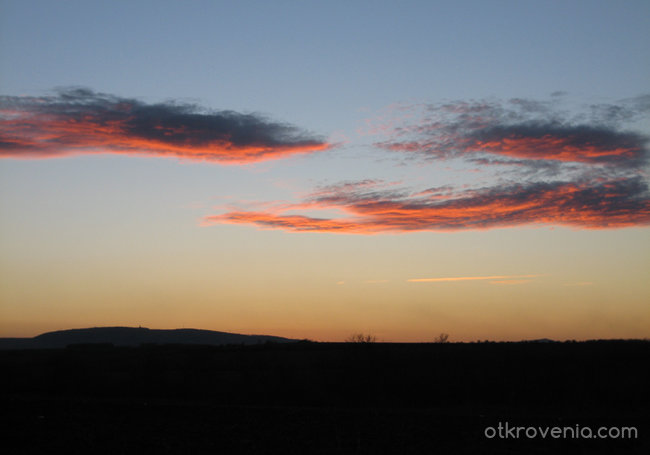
[
  {"left": 434, "top": 333, "right": 449, "bottom": 343},
  {"left": 346, "top": 333, "right": 377, "bottom": 343}
]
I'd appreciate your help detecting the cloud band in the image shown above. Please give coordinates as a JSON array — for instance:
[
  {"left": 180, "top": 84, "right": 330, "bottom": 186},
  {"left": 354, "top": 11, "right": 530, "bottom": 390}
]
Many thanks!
[
  {"left": 0, "top": 88, "right": 329, "bottom": 163},
  {"left": 205, "top": 177, "right": 650, "bottom": 233}
]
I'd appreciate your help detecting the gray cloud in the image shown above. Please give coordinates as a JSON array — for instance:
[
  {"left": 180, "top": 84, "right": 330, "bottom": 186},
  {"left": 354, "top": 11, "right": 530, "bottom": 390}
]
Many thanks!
[
  {"left": 376, "top": 96, "right": 649, "bottom": 168},
  {"left": 0, "top": 88, "right": 330, "bottom": 163},
  {"left": 206, "top": 176, "right": 650, "bottom": 233}
]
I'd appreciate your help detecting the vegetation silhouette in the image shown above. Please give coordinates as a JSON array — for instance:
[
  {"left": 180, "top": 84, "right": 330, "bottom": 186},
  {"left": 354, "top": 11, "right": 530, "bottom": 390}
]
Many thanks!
[
  {"left": 1, "top": 332, "right": 648, "bottom": 454},
  {"left": 434, "top": 333, "right": 449, "bottom": 343},
  {"left": 345, "top": 333, "right": 377, "bottom": 343}
]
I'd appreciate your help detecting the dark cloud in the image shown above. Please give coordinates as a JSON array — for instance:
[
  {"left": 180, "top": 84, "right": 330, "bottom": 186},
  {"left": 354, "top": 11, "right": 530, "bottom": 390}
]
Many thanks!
[
  {"left": 376, "top": 97, "right": 649, "bottom": 168},
  {"left": 205, "top": 95, "right": 650, "bottom": 234},
  {"left": 465, "top": 123, "right": 646, "bottom": 166},
  {"left": 0, "top": 88, "right": 330, "bottom": 163},
  {"left": 205, "top": 177, "right": 650, "bottom": 233}
]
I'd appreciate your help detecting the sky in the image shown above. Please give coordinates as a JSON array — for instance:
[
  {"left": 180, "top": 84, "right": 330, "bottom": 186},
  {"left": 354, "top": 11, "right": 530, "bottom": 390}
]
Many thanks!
[{"left": 1, "top": 0, "right": 649, "bottom": 341}]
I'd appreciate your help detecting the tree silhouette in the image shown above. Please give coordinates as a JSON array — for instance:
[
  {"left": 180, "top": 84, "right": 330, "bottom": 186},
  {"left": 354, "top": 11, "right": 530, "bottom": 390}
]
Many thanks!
[
  {"left": 346, "top": 333, "right": 377, "bottom": 343},
  {"left": 434, "top": 333, "right": 449, "bottom": 343}
]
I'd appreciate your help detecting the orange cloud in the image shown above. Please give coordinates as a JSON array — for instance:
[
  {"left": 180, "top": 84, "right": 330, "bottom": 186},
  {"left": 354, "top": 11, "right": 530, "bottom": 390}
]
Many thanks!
[
  {"left": 205, "top": 178, "right": 650, "bottom": 233},
  {"left": 0, "top": 88, "right": 330, "bottom": 163},
  {"left": 375, "top": 98, "right": 649, "bottom": 167},
  {"left": 462, "top": 126, "right": 645, "bottom": 165}
]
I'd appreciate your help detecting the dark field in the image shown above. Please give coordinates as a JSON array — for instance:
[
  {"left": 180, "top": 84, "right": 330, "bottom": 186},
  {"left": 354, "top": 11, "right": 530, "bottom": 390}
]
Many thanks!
[{"left": 2, "top": 340, "right": 648, "bottom": 454}]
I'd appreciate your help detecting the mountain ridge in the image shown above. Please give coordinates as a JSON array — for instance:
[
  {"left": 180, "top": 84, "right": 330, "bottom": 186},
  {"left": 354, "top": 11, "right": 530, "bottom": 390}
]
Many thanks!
[{"left": 0, "top": 326, "right": 296, "bottom": 349}]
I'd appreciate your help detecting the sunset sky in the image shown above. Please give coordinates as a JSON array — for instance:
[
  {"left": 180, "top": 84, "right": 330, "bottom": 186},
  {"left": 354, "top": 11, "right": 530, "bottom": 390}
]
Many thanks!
[{"left": 1, "top": 0, "right": 649, "bottom": 341}]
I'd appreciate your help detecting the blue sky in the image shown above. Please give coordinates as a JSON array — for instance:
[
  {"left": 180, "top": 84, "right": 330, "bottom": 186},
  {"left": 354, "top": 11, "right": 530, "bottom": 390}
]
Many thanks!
[{"left": 3, "top": 1, "right": 649, "bottom": 116}]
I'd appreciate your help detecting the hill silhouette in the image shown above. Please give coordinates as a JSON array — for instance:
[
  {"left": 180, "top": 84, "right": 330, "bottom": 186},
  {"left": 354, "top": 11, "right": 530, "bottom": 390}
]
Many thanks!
[{"left": 0, "top": 326, "right": 296, "bottom": 349}]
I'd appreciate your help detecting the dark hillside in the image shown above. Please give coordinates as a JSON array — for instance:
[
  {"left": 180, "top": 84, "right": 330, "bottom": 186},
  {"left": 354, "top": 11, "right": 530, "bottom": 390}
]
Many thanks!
[{"left": 0, "top": 326, "right": 295, "bottom": 349}]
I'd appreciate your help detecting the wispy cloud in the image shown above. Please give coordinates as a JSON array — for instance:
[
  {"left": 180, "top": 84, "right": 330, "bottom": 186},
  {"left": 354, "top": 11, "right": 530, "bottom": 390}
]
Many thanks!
[
  {"left": 0, "top": 88, "right": 330, "bottom": 163},
  {"left": 408, "top": 274, "right": 539, "bottom": 283},
  {"left": 204, "top": 177, "right": 650, "bottom": 233},
  {"left": 374, "top": 96, "right": 650, "bottom": 168},
  {"left": 204, "top": 95, "right": 650, "bottom": 234}
]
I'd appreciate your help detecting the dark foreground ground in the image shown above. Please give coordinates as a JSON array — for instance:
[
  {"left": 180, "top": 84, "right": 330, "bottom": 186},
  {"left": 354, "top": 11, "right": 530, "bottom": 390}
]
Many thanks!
[{"left": 2, "top": 340, "right": 648, "bottom": 454}]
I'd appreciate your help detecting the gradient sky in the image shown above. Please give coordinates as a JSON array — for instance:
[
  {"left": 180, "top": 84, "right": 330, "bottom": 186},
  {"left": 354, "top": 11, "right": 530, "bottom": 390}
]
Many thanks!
[{"left": 1, "top": 0, "right": 649, "bottom": 341}]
